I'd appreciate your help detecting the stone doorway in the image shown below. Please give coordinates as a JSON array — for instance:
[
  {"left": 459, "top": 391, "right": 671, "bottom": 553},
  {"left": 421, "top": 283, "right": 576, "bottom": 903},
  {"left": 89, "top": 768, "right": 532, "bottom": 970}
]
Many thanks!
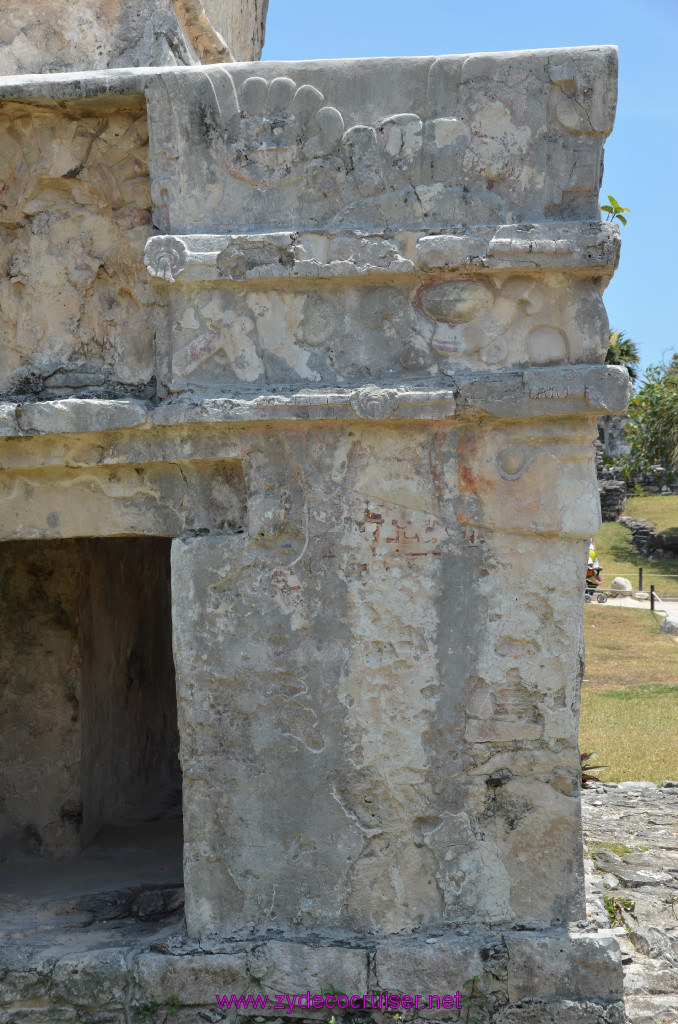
[{"left": 0, "top": 537, "right": 184, "bottom": 937}]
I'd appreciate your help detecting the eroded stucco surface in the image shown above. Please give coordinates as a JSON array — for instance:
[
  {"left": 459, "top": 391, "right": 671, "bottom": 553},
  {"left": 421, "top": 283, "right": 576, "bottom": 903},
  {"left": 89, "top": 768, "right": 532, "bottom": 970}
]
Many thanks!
[
  {"left": 0, "top": 98, "right": 154, "bottom": 395},
  {"left": 0, "top": 0, "right": 267, "bottom": 75},
  {"left": 169, "top": 424, "right": 589, "bottom": 936},
  {"left": 0, "top": 42, "right": 628, "bottom": 1022}
]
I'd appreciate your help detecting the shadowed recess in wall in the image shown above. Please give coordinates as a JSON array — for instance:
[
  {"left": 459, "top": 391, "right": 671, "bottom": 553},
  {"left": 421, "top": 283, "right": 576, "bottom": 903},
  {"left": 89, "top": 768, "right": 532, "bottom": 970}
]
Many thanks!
[{"left": 0, "top": 537, "right": 183, "bottom": 904}]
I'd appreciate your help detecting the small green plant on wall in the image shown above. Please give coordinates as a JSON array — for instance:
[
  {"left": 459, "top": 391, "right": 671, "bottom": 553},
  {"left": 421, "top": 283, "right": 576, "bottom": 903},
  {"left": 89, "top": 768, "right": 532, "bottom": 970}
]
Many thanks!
[
  {"left": 605, "top": 893, "right": 635, "bottom": 930},
  {"left": 600, "top": 195, "right": 630, "bottom": 226},
  {"left": 460, "top": 976, "right": 489, "bottom": 1024},
  {"left": 138, "top": 998, "right": 180, "bottom": 1024}
]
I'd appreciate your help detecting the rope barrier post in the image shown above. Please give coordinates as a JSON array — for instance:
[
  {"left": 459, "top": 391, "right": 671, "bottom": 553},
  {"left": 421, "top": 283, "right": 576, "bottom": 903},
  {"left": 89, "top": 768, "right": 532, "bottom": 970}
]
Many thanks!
[
  {"left": 639, "top": 567, "right": 643, "bottom": 592},
  {"left": 650, "top": 584, "right": 655, "bottom": 612}
]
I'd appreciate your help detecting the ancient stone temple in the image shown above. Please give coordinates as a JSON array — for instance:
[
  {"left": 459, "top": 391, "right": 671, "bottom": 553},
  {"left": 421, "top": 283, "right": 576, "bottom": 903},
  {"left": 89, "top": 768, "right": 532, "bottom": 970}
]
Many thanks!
[{"left": 0, "top": 8, "right": 629, "bottom": 1021}]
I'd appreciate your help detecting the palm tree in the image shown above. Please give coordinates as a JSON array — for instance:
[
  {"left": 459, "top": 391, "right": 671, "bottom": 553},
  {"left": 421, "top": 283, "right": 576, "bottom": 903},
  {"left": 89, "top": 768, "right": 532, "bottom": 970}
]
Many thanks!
[{"left": 606, "top": 329, "right": 640, "bottom": 381}]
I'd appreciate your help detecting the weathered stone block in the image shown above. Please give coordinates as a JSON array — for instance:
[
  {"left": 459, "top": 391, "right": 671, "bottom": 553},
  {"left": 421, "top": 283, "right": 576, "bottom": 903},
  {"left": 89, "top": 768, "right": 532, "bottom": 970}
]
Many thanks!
[
  {"left": 0, "top": 969, "right": 48, "bottom": 1006},
  {"left": 495, "top": 999, "right": 625, "bottom": 1023},
  {"left": 0, "top": 457, "right": 246, "bottom": 540},
  {"left": 505, "top": 932, "right": 623, "bottom": 1001},
  {"left": 0, "top": 98, "right": 154, "bottom": 397},
  {"left": 0, "top": 0, "right": 267, "bottom": 74},
  {"left": 134, "top": 953, "right": 249, "bottom": 1005},
  {"left": 250, "top": 942, "right": 369, "bottom": 1003},
  {"left": 17, "top": 399, "right": 150, "bottom": 436},
  {"left": 374, "top": 933, "right": 507, "bottom": 1018},
  {"left": 50, "top": 950, "right": 131, "bottom": 1008},
  {"left": 0, "top": 1013, "right": 80, "bottom": 1024}
]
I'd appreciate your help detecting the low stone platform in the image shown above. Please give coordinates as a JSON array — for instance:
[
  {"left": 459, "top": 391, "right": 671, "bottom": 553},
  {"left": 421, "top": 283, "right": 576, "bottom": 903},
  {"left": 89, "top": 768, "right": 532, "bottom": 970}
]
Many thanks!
[
  {"left": 0, "top": 926, "right": 624, "bottom": 1024},
  {"left": 4, "top": 788, "right": 675, "bottom": 1024},
  {"left": 11, "top": 791, "right": 675, "bottom": 1023},
  {"left": 14, "top": 789, "right": 678, "bottom": 1023},
  {"left": 5, "top": 796, "right": 663, "bottom": 1023}
]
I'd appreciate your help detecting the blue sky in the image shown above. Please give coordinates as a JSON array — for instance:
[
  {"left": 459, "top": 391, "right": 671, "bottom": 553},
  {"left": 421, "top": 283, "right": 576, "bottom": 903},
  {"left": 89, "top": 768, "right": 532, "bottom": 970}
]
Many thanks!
[{"left": 262, "top": 0, "right": 677, "bottom": 376}]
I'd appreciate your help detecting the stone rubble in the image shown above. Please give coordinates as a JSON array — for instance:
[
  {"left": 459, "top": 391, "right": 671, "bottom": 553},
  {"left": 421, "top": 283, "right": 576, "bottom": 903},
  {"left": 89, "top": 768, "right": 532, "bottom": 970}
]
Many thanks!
[
  {"left": 583, "top": 782, "right": 678, "bottom": 1023},
  {"left": 619, "top": 516, "right": 678, "bottom": 562}
]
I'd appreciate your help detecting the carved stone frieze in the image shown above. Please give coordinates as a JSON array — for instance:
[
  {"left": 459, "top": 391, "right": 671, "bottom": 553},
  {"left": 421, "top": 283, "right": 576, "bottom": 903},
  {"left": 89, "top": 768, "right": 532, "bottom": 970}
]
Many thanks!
[
  {"left": 144, "top": 222, "right": 620, "bottom": 282},
  {"left": 0, "top": 367, "right": 629, "bottom": 447},
  {"left": 210, "top": 74, "right": 346, "bottom": 188},
  {"left": 160, "top": 272, "right": 608, "bottom": 389},
  {"left": 146, "top": 47, "right": 616, "bottom": 233},
  {"left": 349, "top": 385, "right": 400, "bottom": 420}
]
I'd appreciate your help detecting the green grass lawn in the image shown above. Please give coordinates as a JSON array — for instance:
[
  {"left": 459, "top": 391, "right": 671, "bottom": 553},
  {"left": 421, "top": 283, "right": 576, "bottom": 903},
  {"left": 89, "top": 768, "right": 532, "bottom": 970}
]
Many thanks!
[
  {"left": 580, "top": 496, "right": 678, "bottom": 781},
  {"left": 626, "top": 494, "right": 678, "bottom": 534},
  {"left": 580, "top": 605, "right": 678, "bottom": 783},
  {"left": 593, "top": 495, "right": 678, "bottom": 597}
]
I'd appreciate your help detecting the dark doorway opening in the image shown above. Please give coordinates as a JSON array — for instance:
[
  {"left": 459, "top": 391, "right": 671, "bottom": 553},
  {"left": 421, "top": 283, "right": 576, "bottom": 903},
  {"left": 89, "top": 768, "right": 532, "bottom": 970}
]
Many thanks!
[
  {"left": 0, "top": 537, "right": 183, "bottom": 942},
  {"left": 79, "top": 538, "right": 181, "bottom": 847}
]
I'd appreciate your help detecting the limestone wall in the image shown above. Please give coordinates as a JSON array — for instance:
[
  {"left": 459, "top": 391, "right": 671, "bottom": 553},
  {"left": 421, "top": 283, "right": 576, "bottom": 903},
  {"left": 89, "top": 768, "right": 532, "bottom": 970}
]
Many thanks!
[
  {"left": 0, "top": 541, "right": 83, "bottom": 860},
  {"left": 0, "top": 97, "right": 154, "bottom": 398},
  {"left": 0, "top": 0, "right": 267, "bottom": 74},
  {"left": 0, "top": 44, "right": 629, "bottom": 1020}
]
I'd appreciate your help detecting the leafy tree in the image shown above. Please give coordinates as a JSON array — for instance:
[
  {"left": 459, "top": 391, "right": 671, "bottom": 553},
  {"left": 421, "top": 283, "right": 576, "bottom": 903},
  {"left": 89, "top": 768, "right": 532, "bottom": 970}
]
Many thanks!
[
  {"left": 606, "top": 329, "right": 640, "bottom": 381},
  {"left": 620, "top": 355, "right": 678, "bottom": 474}
]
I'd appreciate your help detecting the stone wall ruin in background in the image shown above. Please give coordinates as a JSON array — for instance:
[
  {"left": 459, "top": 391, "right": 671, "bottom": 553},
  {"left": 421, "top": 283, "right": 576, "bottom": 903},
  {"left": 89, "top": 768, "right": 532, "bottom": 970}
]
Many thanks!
[{"left": 0, "top": 35, "right": 630, "bottom": 1024}]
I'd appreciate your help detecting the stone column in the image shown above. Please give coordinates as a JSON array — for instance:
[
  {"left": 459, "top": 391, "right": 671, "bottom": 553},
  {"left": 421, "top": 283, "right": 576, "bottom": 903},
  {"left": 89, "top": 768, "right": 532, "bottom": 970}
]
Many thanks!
[{"left": 144, "top": 48, "right": 628, "bottom": 1015}]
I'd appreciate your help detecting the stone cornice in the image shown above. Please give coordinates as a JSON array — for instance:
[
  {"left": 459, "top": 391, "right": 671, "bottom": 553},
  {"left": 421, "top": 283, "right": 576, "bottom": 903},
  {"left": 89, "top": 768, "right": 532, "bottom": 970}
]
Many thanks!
[
  {"left": 144, "top": 222, "right": 619, "bottom": 285},
  {"left": 0, "top": 366, "right": 630, "bottom": 449},
  {"left": 0, "top": 46, "right": 617, "bottom": 101}
]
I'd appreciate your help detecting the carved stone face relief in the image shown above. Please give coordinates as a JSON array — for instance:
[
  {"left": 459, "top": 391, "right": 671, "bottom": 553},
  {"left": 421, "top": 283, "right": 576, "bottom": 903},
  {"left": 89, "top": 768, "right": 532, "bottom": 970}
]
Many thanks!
[
  {"left": 295, "top": 293, "right": 335, "bottom": 348},
  {"left": 349, "top": 385, "right": 400, "bottom": 420},
  {"left": 496, "top": 444, "right": 529, "bottom": 480},
  {"left": 458, "top": 423, "right": 602, "bottom": 535},
  {"left": 417, "top": 281, "right": 494, "bottom": 325},
  {"left": 410, "top": 275, "right": 603, "bottom": 367},
  {"left": 145, "top": 236, "right": 187, "bottom": 283},
  {"left": 216, "top": 74, "right": 345, "bottom": 188}
]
